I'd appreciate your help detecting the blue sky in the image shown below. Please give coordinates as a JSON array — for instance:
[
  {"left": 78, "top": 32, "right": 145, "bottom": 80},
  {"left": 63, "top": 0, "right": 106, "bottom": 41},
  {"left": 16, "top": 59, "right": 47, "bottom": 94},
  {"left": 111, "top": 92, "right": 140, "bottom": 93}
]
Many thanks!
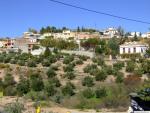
[{"left": 0, "top": 0, "right": 150, "bottom": 37}]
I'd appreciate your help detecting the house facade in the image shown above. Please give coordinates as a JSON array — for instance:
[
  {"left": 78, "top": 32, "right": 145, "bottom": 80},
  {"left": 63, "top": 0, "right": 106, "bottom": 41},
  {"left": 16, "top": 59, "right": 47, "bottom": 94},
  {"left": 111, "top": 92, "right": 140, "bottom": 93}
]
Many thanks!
[
  {"left": 102, "top": 27, "right": 119, "bottom": 38},
  {"left": 141, "top": 32, "right": 150, "bottom": 38},
  {"left": 120, "top": 42, "right": 148, "bottom": 55}
]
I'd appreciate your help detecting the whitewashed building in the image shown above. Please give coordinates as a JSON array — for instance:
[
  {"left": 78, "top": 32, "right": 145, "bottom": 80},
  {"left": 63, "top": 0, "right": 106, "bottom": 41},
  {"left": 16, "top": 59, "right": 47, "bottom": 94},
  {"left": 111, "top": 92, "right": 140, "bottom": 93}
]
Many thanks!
[
  {"left": 120, "top": 42, "right": 149, "bottom": 55},
  {"left": 103, "top": 27, "right": 119, "bottom": 38},
  {"left": 142, "top": 32, "right": 150, "bottom": 38}
]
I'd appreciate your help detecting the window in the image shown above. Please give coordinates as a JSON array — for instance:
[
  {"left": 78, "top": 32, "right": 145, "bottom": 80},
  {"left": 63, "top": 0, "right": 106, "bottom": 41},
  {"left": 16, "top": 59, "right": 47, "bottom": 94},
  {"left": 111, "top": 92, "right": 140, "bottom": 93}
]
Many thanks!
[
  {"left": 141, "top": 48, "right": 143, "bottom": 53},
  {"left": 134, "top": 47, "right": 136, "bottom": 53},
  {"left": 123, "top": 48, "right": 125, "bottom": 53},
  {"left": 128, "top": 48, "right": 130, "bottom": 53}
]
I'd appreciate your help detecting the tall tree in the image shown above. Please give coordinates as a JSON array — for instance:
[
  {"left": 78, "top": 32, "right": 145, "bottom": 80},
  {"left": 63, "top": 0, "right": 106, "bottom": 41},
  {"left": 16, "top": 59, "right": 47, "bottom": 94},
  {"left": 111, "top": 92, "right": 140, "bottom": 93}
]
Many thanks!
[{"left": 117, "top": 26, "right": 125, "bottom": 37}]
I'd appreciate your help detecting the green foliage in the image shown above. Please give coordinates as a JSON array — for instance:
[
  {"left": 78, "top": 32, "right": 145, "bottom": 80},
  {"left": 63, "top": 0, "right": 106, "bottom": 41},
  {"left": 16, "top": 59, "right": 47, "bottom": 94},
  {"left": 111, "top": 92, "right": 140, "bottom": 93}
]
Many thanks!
[
  {"left": 75, "top": 59, "right": 83, "bottom": 65},
  {"left": 42, "top": 59, "right": 51, "bottom": 67},
  {"left": 113, "top": 61, "right": 125, "bottom": 70},
  {"left": 83, "top": 64, "right": 97, "bottom": 74},
  {"left": 4, "top": 101, "right": 25, "bottom": 113},
  {"left": 16, "top": 78, "right": 30, "bottom": 96},
  {"left": 81, "top": 38, "right": 99, "bottom": 50},
  {"left": 82, "top": 88, "right": 95, "bottom": 99},
  {"left": 32, "top": 45, "right": 40, "bottom": 50},
  {"left": 62, "top": 82, "right": 75, "bottom": 96},
  {"left": 116, "top": 74, "right": 124, "bottom": 83},
  {"left": 3, "top": 73, "right": 16, "bottom": 87},
  {"left": 17, "top": 60, "right": 25, "bottom": 66},
  {"left": 82, "top": 76, "right": 94, "bottom": 87},
  {"left": 63, "top": 55, "right": 74, "bottom": 64},
  {"left": 27, "top": 60, "right": 36, "bottom": 67},
  {"left": 26, "top": 91, "right": 47, "bottom": 101},
  {"left": 134, "top": 67, "right": 143, "bottom": 77},
  {"left": 63, "top": 63, "right": 74, "bottom": 72},
  {"left": 126, "top": 61, "right": 135, "bottom": 72},
  {"left": 138, "top": 86, "right": 150, "bottom": 101},
  {"left": 0, "top": 54, "right": 5, "bottom": 62},
  {"left": 44, "top": 82, "right": 56, "bottom": 96},
  {"left": 10, "top": 59, "right": 17, "bottom": 64},
  {"left": 78, "top": 55, "right": 88, "bottom": 61},
  {"left": 141, "top": 60, "right": 150, "bottom": 74},
  {"left": 4, "top": 86, "right": 17, "bottom": 96},
  {"left": 107, "top": 37, "right": 119, "bottom": 56},
  {"left": 102, "top": 65, "right": 113, "bottom": 75},
  {"left": 120, "top": 53, "right": 141, "bottom": 59},
  {"left": 46, "top": 68, "right": 56, "bottom": 78},
  {"left": 48, "top": 55, "right": 57, "bottom": 63},
  {"left": 97, "top": 58, "right": 105, "bottom": 66},
  {"left": 44, "top": 47, "right": 51, "bottom": 57},
  {"left": 30, "top": 73, "right": 44, "bottom": 91},
  {"left": 64, "top": 72, "right": 76, "bottom": 80},
  {"left": 48, "top": 77, "right": 61, "bottom": 87},
  {"left": 95, "top": 87, "right": 107, "bottom": 98},
  {"left": 95, "top": 70, "right": 107, "bottom": 81}
]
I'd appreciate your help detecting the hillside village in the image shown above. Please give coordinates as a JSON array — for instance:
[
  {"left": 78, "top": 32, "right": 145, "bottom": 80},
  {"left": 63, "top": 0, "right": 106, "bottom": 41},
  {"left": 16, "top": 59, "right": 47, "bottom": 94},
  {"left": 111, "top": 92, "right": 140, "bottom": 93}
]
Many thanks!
[
  {"left": 0, "top": 27, "right": 150, "bottom": 56},
  {"left": 0, "top": 26, "right": 150, "bottom": 113}
]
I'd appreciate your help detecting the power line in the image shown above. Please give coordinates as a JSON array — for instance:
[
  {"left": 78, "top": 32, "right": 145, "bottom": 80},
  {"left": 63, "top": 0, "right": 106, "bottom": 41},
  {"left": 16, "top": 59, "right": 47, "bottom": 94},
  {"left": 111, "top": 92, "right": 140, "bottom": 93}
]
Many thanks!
[{"left": 49, "top": 0, "right": 150, "bottom": 25}]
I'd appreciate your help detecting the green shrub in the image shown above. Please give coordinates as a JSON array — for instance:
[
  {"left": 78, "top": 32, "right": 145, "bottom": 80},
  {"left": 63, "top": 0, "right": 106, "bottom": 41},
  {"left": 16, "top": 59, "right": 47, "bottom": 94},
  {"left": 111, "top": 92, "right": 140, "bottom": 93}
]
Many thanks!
[
  {"left": 102, "top": 65, "right": 113, "bottom": 75},
  {"left": 4, "top": 101, "right": 25, "bottom": 113},
  {"left": 27, "top": 60, "right": 36, "bottom": 67},
  {"left": 97, "top": 58, "right": 105, "bottom": 66},
  {"left": 10, "top": 59, "right": 17, "bottom": 64},
  {"left": 116, "top": 75, "right": 124, "bottom": 83},
  {"left": 63, "top": 64, "right": 74, "bottom": 72},
  {"left": 44, "top": 47, "right": 51, "bottom": 57},
  {"left": 65, "top": 72, "right": 76, "bottom": 80},
  {"left": 126, "top": 61, "right": 135, "bottom": 72},
  {"left": 0, "top": 55, "right": 5, "bottom": 62},
  {"left": 3, "top": 73, "right": 16, "bottom": 87},
  {"left": 75, "top": 59, "right": 83, "bottom": 65},
  {"left": 42, "top": 59, "right": 51, "bottom": 67},
  {"left": 83, "top": 64, "right": 97, "bottom": 74},
  {"left": 30, "top": 73, "right": 44, "bottom": 91},
  {"left": 26, "top": 91, "right": 47, "bottom": 101},
  {"left": 82, "top": 76, "right": 94, "bottom": 87},
  {"left": 95, "top": 70, "right": 107, "bottom": 81},
  {"left": 46, "top": 68, "right": 56, "bottom": 78},
  {"left": 141, "top": 60, "right": 150, "bottom": 74},
  {"left": 113, "top": 61, "right": 125, "bottom": 70},
  {"left": 63, "top": 55, "right": 74, "bottom": 64},
  {"left": 16, "top": 78, "right": 30, "bottom": 96},
  {"left": 95, "top": 87, "right": 107, "bottom": 98},
  {"left": 4, "top": 86, "right": 17, "bottom": 96},
  {"left": 3, "top": 56, "right": 11, "bottom": 63},
  {"left": 82, "top": 88, "right": 94, "bottom": 99},
  {"left": 17, "top": 60, "right": 25, "bottom": 66},
  {"left": 44, "top": 82, "right": 56, "bottom": 96},
  {"left": 134, "top": 68, "right": 143, "bottom": 77},
  {"left": 121, "top": 53, "right": 141, "bottom": 59},
  {"left": 48, "top": 77, "right": 61, "bottom": 87},
  {"left": 48, "top": 55, "right": 57, "bottom": 63},
  {"left": 78, "top": 55, "right": 88, "bottom": 61},
  {"left": 62, "top": 82, "right": 75, "bottom": 96}
]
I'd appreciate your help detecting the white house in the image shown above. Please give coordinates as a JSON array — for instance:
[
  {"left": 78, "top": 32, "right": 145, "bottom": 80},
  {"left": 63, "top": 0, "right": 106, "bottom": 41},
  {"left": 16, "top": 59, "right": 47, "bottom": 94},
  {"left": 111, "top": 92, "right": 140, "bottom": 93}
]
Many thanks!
[
  {"left": 141, "top": 32, "right": 150, "bottom": 38},
  {"left": 120, "top": 42, "right": 148, "bottom": 55},
  {"left": 103, "top": 27, "right": 119, "bottom": 38}
]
